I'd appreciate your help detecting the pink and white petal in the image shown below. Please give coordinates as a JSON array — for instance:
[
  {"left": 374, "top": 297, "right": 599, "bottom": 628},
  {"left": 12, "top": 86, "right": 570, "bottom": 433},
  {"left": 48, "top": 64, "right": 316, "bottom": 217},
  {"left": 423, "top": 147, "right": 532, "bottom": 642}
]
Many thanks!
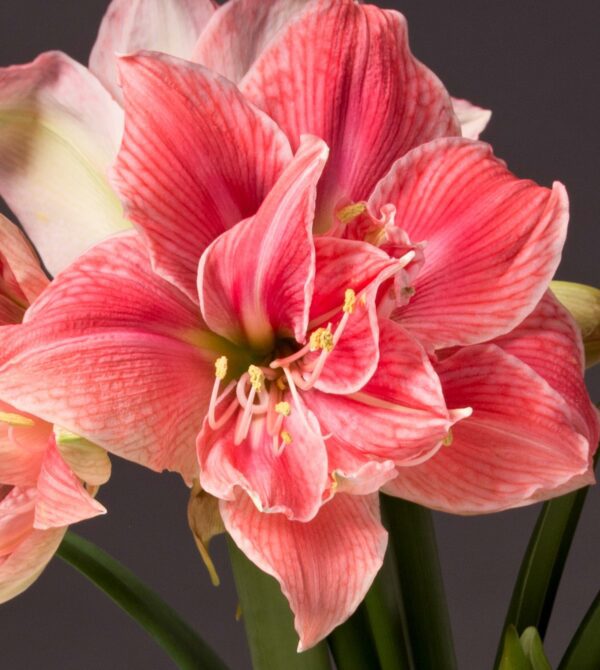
[
  {"left": 34, "top": 440, "right": 105, "bottom": 530},
  {"left": 492, "top": 292, "right": 600, "bottom": 447},
  {"left": 0, "top": 487, "right": 36, "bottom": 556},
  {"left": 192, "top": 0, "right": 313, "bottom": 83},
  {"left": 198, "top": 396, "right": 328, "bottom": 523},
  {"left": 306, "top": 320, "right": 454, "bottom": 463},
  {"left": 221, "top": 491, "right": 387, "bottom": 650},
  {"left": 242, "top": 1, "right": 458, "bottom": 226},
  {"left": 0, "top": 526, "right": 65, "bottom": 604},
  {"left": 0, "top": 215, "right": 48, "bottom": 306},
  {"left": 0, "top": 234, "right": 215, "bottom": 481},
  {"left": 198, "top": 136, "right": 327, "bottom": 348},
  {"left": 327, "top": 439, "right": 397, "bottom": 496},
  {"left": 452, "top": 97, "right": 492, "bottom": 140},
  {"left": 372, "top": 138, "right": 569, "bottom": 350},
  {"left": 0, "top": 52, "right": 127, "bottom": 275},
  {"left": 90, "top": 0, "right": 216, "bottom": 103},
  {"left": 113, "top": 52, "right": 293, "bottom": 301},
  {"left": 385, "top": 344, "right": 592, "bottom": 514}
]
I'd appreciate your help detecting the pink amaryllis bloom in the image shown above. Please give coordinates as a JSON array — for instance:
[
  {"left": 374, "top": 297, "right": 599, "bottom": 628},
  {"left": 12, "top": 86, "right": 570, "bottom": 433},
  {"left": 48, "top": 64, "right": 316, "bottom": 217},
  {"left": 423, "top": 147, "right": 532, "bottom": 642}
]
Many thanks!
[{"left": 0, "top": 215, "right": 108, "bottom": 602}]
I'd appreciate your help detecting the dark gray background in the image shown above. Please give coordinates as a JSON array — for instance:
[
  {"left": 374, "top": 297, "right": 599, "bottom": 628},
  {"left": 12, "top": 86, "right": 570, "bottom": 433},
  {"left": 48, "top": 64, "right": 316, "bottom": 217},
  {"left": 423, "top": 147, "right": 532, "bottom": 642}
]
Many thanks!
[{"left": 0, "top": 1, "right": 598, "bottom": 668}]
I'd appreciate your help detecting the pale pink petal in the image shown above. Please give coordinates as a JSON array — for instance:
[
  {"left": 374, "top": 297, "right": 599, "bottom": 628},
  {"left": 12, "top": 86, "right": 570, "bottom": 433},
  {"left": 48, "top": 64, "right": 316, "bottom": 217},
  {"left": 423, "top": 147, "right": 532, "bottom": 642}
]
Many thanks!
[
  {"left": 0, "top": 215, "right": 48, "bottom": 308},
  {"left": 192, "top": 0, "right": 312, "bottom": 83},
  {"left": 113, "top": 52, "right": 293, "bottom": 301},
  {"left": 0, "top": 487, "right": 36, "bottom": 556},
  {"left": 0, "top": 526, "right": 65, "bottom": 604},
  {"left": 198, "top": 136, "right": 328, "bottom": 348},
  {"left": 90, "top": 0, "right": 216, "bottom": 102},
  {"left": 0, "top": 52, "right": 126, "bottom": 275},
  {"left": 221, "top": 492, "right": 387, "bottom": 650},
  {"left": 242, "top": 0, "right": 458, "bottom": 226},
  {"left": 452, "top": 97, "right": 492, "bottom": 140},
  {"left": 371, "top": 138, "right": 569, "bottom": 349},
  {"left": 34, "top": 440, "right": 106, "bottom": 530},
  {"left": 0, "top": 233, "right": 214, "bottom": 481},
  {"left": 198, "top": 394, "right": 328, "bottom": 522},
  {"left": 385, "top": 344, "right": 592, "bottom": 514},
  {"left": 306, "top": 320, "right": 454, "bottom": 465}
]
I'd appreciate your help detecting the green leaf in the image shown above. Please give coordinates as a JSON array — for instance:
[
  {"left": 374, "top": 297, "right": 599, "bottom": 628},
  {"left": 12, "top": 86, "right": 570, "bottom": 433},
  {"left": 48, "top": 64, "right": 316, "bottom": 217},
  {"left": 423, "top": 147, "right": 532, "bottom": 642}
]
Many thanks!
[
  {"left": 499, "top": 626, "right": 533, "bottom": 670},
  {"left": 520, "top": 628, "right": 551, "bottom": 670},
  {"left": 57, "top": 531, "right": 228, "bottom": 670},
  {"left": 227, "top": 539, "right": 332, "bottom": 670},
  {"left": 328, "top": 603, "right": 382, "bottom": 670},
  {"left": 558, "top": 591, "right": 600, "bottom": 670},
  {"left": 380, "top": 494, "right": 457, "bottom": 670}
]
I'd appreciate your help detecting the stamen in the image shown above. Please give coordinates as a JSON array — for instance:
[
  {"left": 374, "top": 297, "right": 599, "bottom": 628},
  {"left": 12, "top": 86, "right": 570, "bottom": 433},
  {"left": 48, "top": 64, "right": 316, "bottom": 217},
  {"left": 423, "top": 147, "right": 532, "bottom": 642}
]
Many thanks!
[
  {"left": 276, "top": 376, "right": 288, "bottom": 391},
  {"left": 275, "top": 401, "right": 291, "bottom": 416},
  {"left": 248, "top": 365, "right": 264, "bottom": 391},
  {"left": 0, "top": 412, "right": 34, "bottom": 427},
  {"left": 309, "top": 326, "right": 334, "bottom": 352},
  {"left": 343, "top": 288, "right": 357, "bottom": 314},
  {"left": 214, "top": 356, "right": 228, "bottom": 380},
  {"left": 280, "top": 430, "right": 293, "bottom": 445},
  {"left": 336, "top": 202, "right": 367, "bottom": 224}
]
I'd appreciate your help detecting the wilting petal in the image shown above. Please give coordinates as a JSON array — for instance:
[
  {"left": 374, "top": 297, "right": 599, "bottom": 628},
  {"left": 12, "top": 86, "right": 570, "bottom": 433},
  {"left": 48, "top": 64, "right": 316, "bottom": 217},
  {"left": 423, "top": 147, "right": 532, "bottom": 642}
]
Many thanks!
[
  {"left": 192, "top": 0, "right": 311, "bottom": 83},
  {"left": 0, "top": 525, "right": 65, "bottom": 604},
  {"left": 306, "top": 320, "right": 455, "bottom": 464},
  {"left": 221, "top": 491, "right": 387, "bottom": 650},
  {"left": 113, "top": 52, "right": 293, "bottom": 300},
  {"left": 199, "top": 136, "right": 327, "bottom": 348},
  {"left": 34, "top": 439, "right": 105, "bottom": 530},
  {"left": 90, "top": 0, "right": 216, "bottom": 102},
  {"left": 0, "top": 233, "right": 215, "bottom": 480},
  {"left": 452, "top": 97, "right": 492, "bottom": 140},
  {"left": 198, "top": 394, "right": 328, "bottom": 522},
  {"left": 0, "top": 52, "right": 126, "bottom": 275},
  {"left": 385, "top": 344, "right": 592, "bottom": 513},
  {"left": 242, "top": 0, "right": 458, "bottom": 226},
  {"left": 371, "top": 138, "right": 569, "bottom": 349}
]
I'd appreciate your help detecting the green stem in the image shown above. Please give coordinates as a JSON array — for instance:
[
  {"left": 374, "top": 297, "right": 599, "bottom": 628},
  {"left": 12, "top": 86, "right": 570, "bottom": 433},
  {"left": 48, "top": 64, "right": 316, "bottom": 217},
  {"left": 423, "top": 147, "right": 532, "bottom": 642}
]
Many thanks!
[
  {"left": 380, "top": 494, "right": 457, "bottom": 670},
  {"left": 57, "top": 531, "right": 228, "bottom": 670},
  {"left": 328, "top": 603, "right": 381, "bottom": 670},
  {"left": 227, "top": 539, "right": 332, "bottom": 670},
  {"left": 558, "top": 591, "right": 600, "bottom": 670}
]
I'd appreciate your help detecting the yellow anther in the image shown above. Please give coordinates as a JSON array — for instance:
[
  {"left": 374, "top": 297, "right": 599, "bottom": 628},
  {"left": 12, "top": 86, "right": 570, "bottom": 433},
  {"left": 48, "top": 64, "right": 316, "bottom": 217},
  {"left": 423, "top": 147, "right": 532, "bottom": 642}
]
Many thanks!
[
  {"left": 336, "top": 202, "right": 367, "bottom": 224},
  {"left": 276, "top": 376, "right": 288, "bottom": 391},
  {"left": 343, "top": 288, "right": 357, "bottom": 314},
  {"left": 214, "top": 356, "right": 228, "bottom": 380},
  {"left": 280, "top": 430, "right": 293, "bottom": 445},
  {"left": 309, "top": 326, "right": 334, "bottom": 352},
  {"left": 0, "top": 412, "right": 35, "bottom": 427},
  {"left": 442, "top": 430, "right": 453, "bottom": 447},
  {"left": 248, "top": 365, "right": 265, "bottom": 391},
  {"left": 275, "top": 401, "right": 291, "bottom": 416}
]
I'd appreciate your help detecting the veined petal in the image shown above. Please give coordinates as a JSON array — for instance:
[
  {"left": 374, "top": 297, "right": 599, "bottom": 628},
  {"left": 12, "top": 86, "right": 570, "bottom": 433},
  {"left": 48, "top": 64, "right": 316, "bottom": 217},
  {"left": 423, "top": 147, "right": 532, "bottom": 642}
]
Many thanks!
[
  {"left": 221, "top": 492, "right": 387, "bottom": 650},
  {"left": 0, "top": 215, "right": 48, "bottom": 309},
  {"left": 198, "top": 136, "right": 328, "bottom": 348},
  {"left": 113, "top": 52, "right": 293, "bottom": 301},
  {"left": 54, "top": 427, "right": 111, "bottom": 487},
  {"left": 192, "top": 0, "right": 312, "bottom": 83},
  {"left": 0, "top": 487, "right": 36, "bottom": 556},
  {"left": 198, "top": 394, "right": 328, "bottom": 523},
  {"left": 372, "top": 138, "right": 569, "bottom": 349},
  {"left": 452, "top": 97, "right": 492, "bottom": 140},
  {"left": 0, "top": 52, "right": 127, "bottom": 275},
  {"left": 0, "top": 525, "right": 65, "bottom": 604},
  {"left": 385, "top": 344, "right": 592, "bottom": 514},
  {"left": 242, "top": 0, "right": 458, "bottom": 227},
  {"left": 34, "top": 439, "right": 105, "bottom": 530},
  {"left": 0, "top": 233, "right": 215, "bottom": 481},
  {"left": 90, "top": 0, "right": 216, "bottom": 103}
]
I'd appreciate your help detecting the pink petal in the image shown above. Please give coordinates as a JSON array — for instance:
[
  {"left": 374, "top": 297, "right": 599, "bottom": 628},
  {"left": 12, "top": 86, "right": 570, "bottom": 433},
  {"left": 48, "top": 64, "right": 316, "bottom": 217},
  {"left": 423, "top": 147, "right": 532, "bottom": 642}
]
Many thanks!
[
  {"left": 34, "top": 439, "right": 106, "bottom": 530},
  {"left": 371, "top": 138, "right": 569, "bottom": 349},
  {"left": 452, "top": 97, "right": 492, "bottom": 140},
  {"left": 89, "top": 0, "right": 216, "bottom": 103},
  {"left": 305, "top": 320, "right": 455, "bottom": 465},
  {"left": 385, "top": 344, "right": 592, "bottom": 514},
  {"left": 0, "top": 52, "right": 126, "bottom": 275},
  {"left": 192, "top": 0, "right": 311, "bottom": 83},
  {"left": 198, "top": 136, "right": 328, "bottom": 348},
  {"left": 241, "top": 0, "right": 458, "bottom": 226},
  {"left": 112, "top": 52, "right": 293, "bottom": 301},
  {"left": 0, "top": 487, "right": 36, "bottom": 556},
  {"left": 0, "top": 525, "right": 65, "bottom": 604},
  {"left": 0, "top": 233, "right": 214, "bottom": 481},
  {"left": 198, "top": 394, "right": 328, "bottom": 523},
  {"left": 221, "top": 491, "right": 387, "bottom": 650}
]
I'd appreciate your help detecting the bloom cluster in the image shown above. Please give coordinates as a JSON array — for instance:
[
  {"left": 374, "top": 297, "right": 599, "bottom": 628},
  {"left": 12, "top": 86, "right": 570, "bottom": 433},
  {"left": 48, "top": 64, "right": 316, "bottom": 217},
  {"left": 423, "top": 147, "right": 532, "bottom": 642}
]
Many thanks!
[{"left": 0, "top": 0, "right": 597, "bottom": 650}]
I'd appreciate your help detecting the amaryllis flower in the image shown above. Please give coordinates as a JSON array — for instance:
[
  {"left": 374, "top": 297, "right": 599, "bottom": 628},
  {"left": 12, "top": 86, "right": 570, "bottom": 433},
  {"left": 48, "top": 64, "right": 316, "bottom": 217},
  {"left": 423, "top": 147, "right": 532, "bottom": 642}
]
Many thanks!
[{"left": 0, "top": 215, "right": 108, "bottom": 602}]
